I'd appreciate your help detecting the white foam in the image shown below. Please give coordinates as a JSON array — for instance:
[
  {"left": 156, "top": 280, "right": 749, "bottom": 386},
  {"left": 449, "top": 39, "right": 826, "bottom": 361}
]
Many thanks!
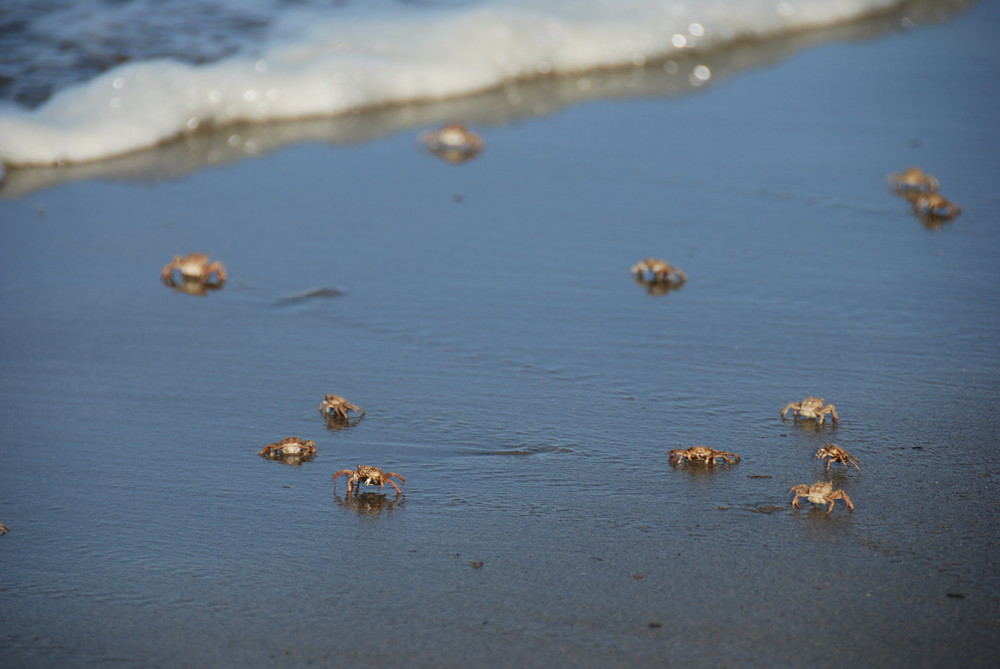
[{"left": 0, "top": 0, "right": 905, "bottom": 167}]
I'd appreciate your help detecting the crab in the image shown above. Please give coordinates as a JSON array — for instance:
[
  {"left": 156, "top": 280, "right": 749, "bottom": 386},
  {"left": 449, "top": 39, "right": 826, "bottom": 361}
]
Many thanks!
[
  {"left": 781, "top": 396, "right": 839, "bottom": 425},
  {"left": 333, "top": 465, "right": 406, "bottom": 495},
  {"left": 814, "top": 442, "right": 861, "bottom": 473},
  {"left": 668, "top": 445, "right": 740, "bottom": 466},
  {"left": 419, "top": 123, "right": 484, "bottom": 163},
  {"left": 161, "top": 253, "right": 227, "bottom": 286},
  {"left": 885, "top": 166, "right": 939, "bottom": 194},
  {"left": 911, "top": 193, "right": 961, "bottom": 220},
  {"left": 789, "top": 481, "right": 854, "bottom": 513},
  {"left": 258, "top": 437, "right": 317, "bottom": 460},
  {"left": 318, "top": 394, "right": 365, "bottom": 420},
  {"left": 0, "top": 523, "right": 7, "bottom": 536},
  {"left": 630, "top": 258, "right": 687, "bottom": 285}
]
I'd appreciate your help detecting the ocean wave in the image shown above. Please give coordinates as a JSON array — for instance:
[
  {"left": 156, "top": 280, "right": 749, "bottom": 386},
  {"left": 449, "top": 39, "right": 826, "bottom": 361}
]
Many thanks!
[{"left": 0, "top": 0, "right": 965, "bottom": 170}]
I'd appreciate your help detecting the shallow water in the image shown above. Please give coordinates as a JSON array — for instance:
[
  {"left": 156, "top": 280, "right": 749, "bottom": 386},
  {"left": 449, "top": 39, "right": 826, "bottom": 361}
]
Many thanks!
[{"left": 1, "top": 2, "right": 998, "bottom": 667}]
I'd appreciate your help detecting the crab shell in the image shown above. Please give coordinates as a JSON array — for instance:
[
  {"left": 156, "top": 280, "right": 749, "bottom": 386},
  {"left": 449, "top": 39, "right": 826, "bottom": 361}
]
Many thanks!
[{"left": 259, "top": 437, "right": 317, "bottom": 458}]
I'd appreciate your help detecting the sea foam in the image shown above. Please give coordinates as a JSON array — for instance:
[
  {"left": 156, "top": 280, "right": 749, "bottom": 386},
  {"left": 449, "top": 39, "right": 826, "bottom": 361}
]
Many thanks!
[{"left": 0, "top": 0, "right": 908, "bottom": 168}]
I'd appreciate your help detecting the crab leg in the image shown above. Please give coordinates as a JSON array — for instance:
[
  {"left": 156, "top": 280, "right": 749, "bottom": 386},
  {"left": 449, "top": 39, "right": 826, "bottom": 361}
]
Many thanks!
[
  {"left": 332, "top": 470, "right": 356, "bottom": 491},
  {"left": 789, "top": 485, "right": 807, "bottom": 509},
  {"left": 161, "top": 258, "right": 181, "bottom": 282},
  {"left": 836, "top": 492, "right": 854, "bottom": 512},
  {"left": 205, "top": 262, "right": 227, "bottom": 282}
]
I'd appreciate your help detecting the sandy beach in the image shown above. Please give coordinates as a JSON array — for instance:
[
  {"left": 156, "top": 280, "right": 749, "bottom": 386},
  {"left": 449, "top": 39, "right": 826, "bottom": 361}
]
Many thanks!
[{"left": 1, "top": 1, "right": 998, "bottom": 667}]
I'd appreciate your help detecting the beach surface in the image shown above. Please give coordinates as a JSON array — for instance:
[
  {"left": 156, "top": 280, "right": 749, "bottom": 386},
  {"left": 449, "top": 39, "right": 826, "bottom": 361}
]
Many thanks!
[{"left": 1, "top": 1, "right": 998, "bottom": 666}]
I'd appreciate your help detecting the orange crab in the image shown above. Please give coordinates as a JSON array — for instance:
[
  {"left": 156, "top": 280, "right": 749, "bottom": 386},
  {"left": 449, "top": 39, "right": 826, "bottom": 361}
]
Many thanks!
[
  {"left": 161, "top": 253, "right": 227, "bottom": 284},
  {"left": 419, "top": 124, "right": 484, "bottom": 163},
  {"left": 630, "top": 257, "right": 687, "bottom": 285},
  {"left": 258, "top": 437, "right": 317, "bottom": 461},
  {"left": 318, "top": 394, "right": 365, "bottom": 420},
  {"left": 333, "top": 465, "right": 406, "bottom": 495},
  {"left": 781, "top": 396, "right": 839, "bottom": 425},
  {"left": 814, "top": 443, "right": 861, "bottom": 473},
  {"left": 668, "top": 446, "right": 740, "bottom": 466},
  {"left": 911, "top": 193, "right": 961, "bottom": 220},
  {"left": 885, "top": 167, "right": 939, "bottom": 194},
  {"left": 789, "top": 481, "right": 854, "bottom": 513}
]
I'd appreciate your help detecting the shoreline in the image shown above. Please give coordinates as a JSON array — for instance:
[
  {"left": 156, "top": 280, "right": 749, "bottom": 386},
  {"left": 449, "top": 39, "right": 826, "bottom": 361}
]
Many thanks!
[
  {"left": 0, "top": 0, "right": 974, "bottom": 186},
  {"left": 1, "top": 1, "right": 998, "bottom": 667}
]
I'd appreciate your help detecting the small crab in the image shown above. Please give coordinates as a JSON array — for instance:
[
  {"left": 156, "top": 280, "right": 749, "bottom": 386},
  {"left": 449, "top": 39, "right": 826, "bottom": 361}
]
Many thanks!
[
  {"left": 814, "top": 442, "right": 861, "bottom": 473},
  {"left": 886, "top": 167, "right": 939, "bottom": 194},
  {"left": 630, "top": 257, "right": 687, "bottom": 284},
  {"left": 0, "top": 523, "right": 8, "bottom": 536},
  {"left": 419, "top": 124, "right": 484, "bottom": 163},
  {"left": 258, "top": 437, "right": 317, "bottom": 460},
  {"left": 781, "top": 396, "right": 839, "bottom": 425},
  {"left": 333, "top": 465, "right": 406, "bottom": 495},
  {"left": 318, "top": 394, "right": 366, "bottom": 420},
  {"left": 789, "top": 481, "right": 854, "bottom": 513},
  {"left": 911, "top": 193, "right": 961, "bottom": 220},
  {"left": 161, "top": 253, "right": 227, "bottom": 284},
  {"left": 668, "top": 445, "right": 740, "bottom": 466}
]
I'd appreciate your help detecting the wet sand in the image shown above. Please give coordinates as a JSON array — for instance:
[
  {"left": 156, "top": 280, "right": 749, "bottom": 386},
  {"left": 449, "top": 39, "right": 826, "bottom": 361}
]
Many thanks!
[{"left": 1, "top": 1, "right": 998, "bottom": 667}]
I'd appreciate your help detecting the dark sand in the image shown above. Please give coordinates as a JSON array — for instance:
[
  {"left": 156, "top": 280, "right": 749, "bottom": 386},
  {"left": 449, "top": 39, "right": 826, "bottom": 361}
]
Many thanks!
[{"left": 1, "top": 1, "right": 998, "bottom": 666}]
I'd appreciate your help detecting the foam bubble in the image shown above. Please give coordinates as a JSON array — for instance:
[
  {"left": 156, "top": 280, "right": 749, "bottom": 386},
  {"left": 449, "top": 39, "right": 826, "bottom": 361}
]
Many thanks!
[{"left": 0, "top": 0, "right": 907, "bottom": 168}]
